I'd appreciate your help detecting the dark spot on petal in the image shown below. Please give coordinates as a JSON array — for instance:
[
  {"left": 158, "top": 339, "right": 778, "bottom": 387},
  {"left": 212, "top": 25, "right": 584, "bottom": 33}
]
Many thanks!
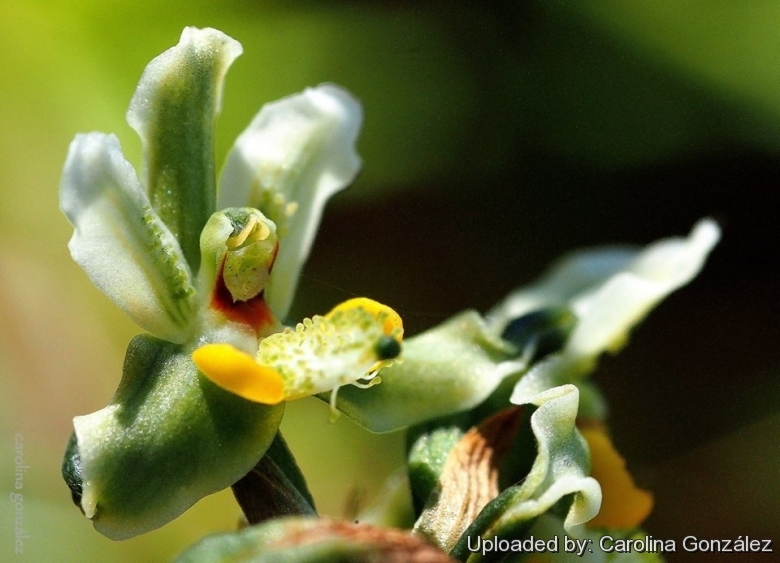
[
  {"left": 374, "top": 336, "right": 401, "bottom": 360},
  {"left": 501, "top": 306, "right": 576, "bottom": 360}
]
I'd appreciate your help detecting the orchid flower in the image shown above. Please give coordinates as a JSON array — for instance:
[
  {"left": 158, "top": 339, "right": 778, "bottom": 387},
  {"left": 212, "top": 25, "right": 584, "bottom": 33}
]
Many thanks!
[
  {"left": 329, "top": 219, "right": 718, "bottom": 549},
  {"left": 59, "top": 26, "right": 722, "bottom": 558},
  {"left": 60, "top": 27, "right": 402, "bottom": 540}
]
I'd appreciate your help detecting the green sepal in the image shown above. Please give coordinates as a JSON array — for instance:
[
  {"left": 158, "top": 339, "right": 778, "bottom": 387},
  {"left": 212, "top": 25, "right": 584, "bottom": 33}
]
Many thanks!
[
  {"left": 69, "top": 334, "right": 284, "bottom": 540},
  {"left": 127, "top": 27, "right": 242, "bottom": 272},
  {"left": 326, "top": 311, "right": 522, "bottom": 432}
]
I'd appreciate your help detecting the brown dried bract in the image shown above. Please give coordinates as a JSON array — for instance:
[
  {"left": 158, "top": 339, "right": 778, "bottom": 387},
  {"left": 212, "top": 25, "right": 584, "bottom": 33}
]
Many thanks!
[
  {"left": 268, "top": 518, "right": 456, "bottom": 563},
  {"left": 415, "top": 406, "right": 524, "bottom": 552}
]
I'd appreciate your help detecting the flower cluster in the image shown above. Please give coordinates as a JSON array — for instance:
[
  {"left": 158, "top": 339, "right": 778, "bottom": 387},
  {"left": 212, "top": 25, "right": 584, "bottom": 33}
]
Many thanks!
[{"left": 60, "top": 28, "right": 719, "bottom": 561}]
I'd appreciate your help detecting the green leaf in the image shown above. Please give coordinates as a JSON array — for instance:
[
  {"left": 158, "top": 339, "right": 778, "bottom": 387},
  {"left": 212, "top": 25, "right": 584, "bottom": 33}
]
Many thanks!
[
  {"left": 328, "top": 311, "right": 521, "bottom": 433},
  {"left": 127, "top": 27, "right": 241, "bottom": 272},
  {"left": 69, "top": 334, "right": 283, "bottom": 540}
]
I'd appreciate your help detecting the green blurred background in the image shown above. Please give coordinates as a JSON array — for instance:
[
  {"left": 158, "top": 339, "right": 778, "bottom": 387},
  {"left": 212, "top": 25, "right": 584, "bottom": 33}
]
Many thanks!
[{"left": 1, "top": 1, "right": 778, "bottom": 561}]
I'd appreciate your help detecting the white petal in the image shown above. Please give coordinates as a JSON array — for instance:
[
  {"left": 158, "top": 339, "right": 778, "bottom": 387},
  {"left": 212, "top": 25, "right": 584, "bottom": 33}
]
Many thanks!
[
  {"left": 504, "top": 385, "right": 602, "bottom": 532},
  {"left": 218, "top": 84, "right": 362, "bottom": 319},
  {"left": 508, "top": 219, "right": 720, "bottom": 403},
  {"left": 491, "top": 219, "right": 719, "bottom": 342},
  {"left": 487, "top": 247, "right": 637, "bottom": 330},
  {"left": 567, "top": 218, "right": 720, "bottom": 355},
  {"left": 60, "top": 133, "right": 196, "bottom": 342}
]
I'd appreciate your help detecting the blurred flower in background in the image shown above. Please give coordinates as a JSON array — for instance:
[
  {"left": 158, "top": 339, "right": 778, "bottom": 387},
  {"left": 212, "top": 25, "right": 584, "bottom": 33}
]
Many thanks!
[{"left": 1, "top": 1, "right": 778, "bottom": 561}]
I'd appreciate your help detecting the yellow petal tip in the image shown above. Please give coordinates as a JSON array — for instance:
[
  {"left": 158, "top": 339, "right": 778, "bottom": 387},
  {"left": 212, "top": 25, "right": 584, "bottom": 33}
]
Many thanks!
[
  {"left": 581, "top": 427, "right": 654, "bottom": 529},
  {"left": 327, "top": 297, "right": 403, "bottom": 340},
  {"left": 193, "top": 343, "right": 285, "bottom": 404}
]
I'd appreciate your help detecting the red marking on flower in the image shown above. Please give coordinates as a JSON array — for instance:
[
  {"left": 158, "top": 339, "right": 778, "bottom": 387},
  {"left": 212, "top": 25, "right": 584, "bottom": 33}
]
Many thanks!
[{"left": 211, "top": 253, "right": 277, "bottom": 333}]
